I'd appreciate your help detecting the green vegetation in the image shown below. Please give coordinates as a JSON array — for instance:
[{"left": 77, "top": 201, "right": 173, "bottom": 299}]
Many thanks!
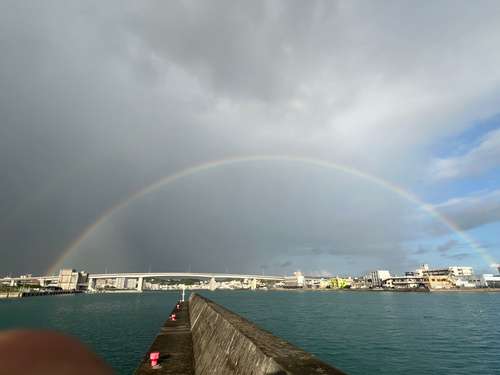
[
  {"left": 167, "top": 278, "right": 201, "bottom": 286},
  {"left": 0, "top": 286, "right": 20, "bottom": 293},
  {"left": 261, "top": 280, "right": 278, "bottom": 286},
  {"left": 145, "top": 277, "right": 202, "bottom": 286},
  {"left": 22, "top": 284, "right": 42, "bottom": 289}
]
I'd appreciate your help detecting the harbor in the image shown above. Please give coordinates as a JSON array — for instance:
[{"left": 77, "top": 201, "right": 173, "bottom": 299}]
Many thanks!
[{"left": 2, "top": 289, "right": 499, "bottom": 374}]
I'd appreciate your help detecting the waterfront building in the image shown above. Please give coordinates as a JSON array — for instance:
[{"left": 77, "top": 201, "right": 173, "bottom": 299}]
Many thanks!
[
  {"left": 57, "top": 269, "right": 88, "bottom": 290},
  {"left": 116, "top": 277, "right": 128, "bottom": 289},
  {"left": 370, "top": 270, "right": 391, "bottom": 287},
  {"left": 405, "top": 263, "right": 474, "bottom": 284},
  {"left": 413, "top": 264, "right": 473, "bottom": 277},
  {"left": 350, "top": 276, "right": 371, "bottom": 289},
  {"left": 381, "top": 278, "right": 394, "bottom": 288},
  {"left": 486, "top": 274, "right": 500, "bottom": 288},
  {"left": 330, "top": 277, "right": 346, "bottom": 288},
  {"left": 454, "top": 274, "right": 500, "bottom": 288},
  {"left": 318, "top": 278, "right": 329, "bottom": 288},
  {"left": 284, "top": 271, "right": 305, "bottom": 288},
  {"left": 341, "top": 277, "right": 356, "bottom": 288},
  {"left": 393, "top": 275, "right": 419, "bottom": 288},
  {"left": 447, "top": 266, "right": 474, "bottom": 276},
  {"left": 126, "top": 278, "right": 137, "bottom": 289},
  {"left": 421, "top": 275, "right": 454, "bottom": 289}
]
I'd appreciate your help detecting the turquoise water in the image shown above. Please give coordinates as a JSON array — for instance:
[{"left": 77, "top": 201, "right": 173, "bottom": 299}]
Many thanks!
[{"left": 1, "top": 290, "right": 499, "bottom": 374}]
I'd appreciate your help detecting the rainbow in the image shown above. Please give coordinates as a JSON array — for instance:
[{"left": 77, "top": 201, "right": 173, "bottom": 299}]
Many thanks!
[{"left": 47, "top": 155, "right": 497, "bottom": 275}]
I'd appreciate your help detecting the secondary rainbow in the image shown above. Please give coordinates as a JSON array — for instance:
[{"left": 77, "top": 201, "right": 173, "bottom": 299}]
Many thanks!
[{"left": 47, "top": 155, "right": 497, "bottom": 275}]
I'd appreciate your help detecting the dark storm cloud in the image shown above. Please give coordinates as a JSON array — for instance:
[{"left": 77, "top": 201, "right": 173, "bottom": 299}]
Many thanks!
[
  {"left": 1, "top": 1, "right": 500, "bottom": 278},
  {"left": 446, "top": 253, "right": 474, "bottom": 260},
  {"left": 424, "top": 191, "right": 500, "bottom": 236},
  {"left": 274, "top": 261, "right": 292, "bottom": 268},
  {"left": 129, "top": 0, "right": 340, "bottom": 101},
  {"left": 436, "top": 240, "right": 459, "bottom": 253},
  {"left": 412, "top": 244, "right": 431, "bottom": 255}
]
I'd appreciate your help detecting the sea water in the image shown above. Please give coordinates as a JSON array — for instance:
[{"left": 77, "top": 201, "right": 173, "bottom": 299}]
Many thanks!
[{"left": 1, "top": 290, "right": 499, "bottom": 375}]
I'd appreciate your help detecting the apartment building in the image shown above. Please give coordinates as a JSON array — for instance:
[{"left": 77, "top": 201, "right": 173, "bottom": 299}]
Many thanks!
[
  {"left": 392, "top": 275, "right": 420, "bottom": 288},
  {"left": 57, "top": 269, "right": 89, "bottom": 290},
  {"left": 371, "top": 270, "right": 391, "bottom": 287},
  {"left": 284, "top": 271, "right": 305, "bottom": 288}
]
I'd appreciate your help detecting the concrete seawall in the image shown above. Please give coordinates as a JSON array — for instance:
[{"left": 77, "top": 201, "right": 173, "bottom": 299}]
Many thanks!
[
  {"left": 0, "top": 290, "right": 82, "bottom": 298},
  {"left": 135, "top": 293, "right": 347, "bottom": 374},
  {"left": 189, "top": 293, "right": 347, "bottom": 375}
]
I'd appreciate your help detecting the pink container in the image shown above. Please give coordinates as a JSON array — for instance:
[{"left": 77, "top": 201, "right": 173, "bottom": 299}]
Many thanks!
[
  {"left": 171, "top": 314, "right": 176, "bottom": 321},
  {"left": 150, "top": 351, "right": 160, "bottom": 367},
  {"left": 176, "top": 304, "right": 180, "bottom": 309}
]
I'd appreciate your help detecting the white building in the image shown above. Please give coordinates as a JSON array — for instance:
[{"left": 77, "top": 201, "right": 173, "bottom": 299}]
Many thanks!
[
  {"left": 412, "top": 264, "right": 473, "bottom": 278},
  {"left": 448, "top": 267, "right": 474, "bottom": 277},
  {"left": 371, "top": 270, "right": 391, "bottom": 287},
  {"left": 126, "top": 278, "right": 137, "bottom": 289},
  {"left": 393, "top": 275, "right": 420, "bottom": 288},
  {"left": 486, "top": 274, "right": 500, "bottom": 288},
  {"left": 57, "top": 269, "right": 89, "bottom": 290},
  {"left": 284, "top": 271, "right": 305, "bottom": 288},
  {"left": 381, "top": 278, "right": 394, "bottom": 288},
  {"left": 454, "top": 274, "right": 500, "bottom": 288},
  {"left": 116, "top": 277, "right": 128, "bottom": 289}
]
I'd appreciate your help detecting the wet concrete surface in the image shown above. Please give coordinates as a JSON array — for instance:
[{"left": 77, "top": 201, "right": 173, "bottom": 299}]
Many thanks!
[{"left": 134, "top": 300, "right": 194, "bottom": 375}]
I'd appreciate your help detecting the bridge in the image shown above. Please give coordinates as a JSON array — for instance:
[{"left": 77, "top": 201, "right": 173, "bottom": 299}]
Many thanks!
[
  {"left": 0, "top": 272, "right": 287, "bottom": 291},
  {"left": 1, "top": 271, "right": 328, "bottom": 291},
  {"left": 0, "top": 276, "right": 59, "bottom": 287},
  {"left": 88, "top": 272, "right": 284, "bottom": 291}
]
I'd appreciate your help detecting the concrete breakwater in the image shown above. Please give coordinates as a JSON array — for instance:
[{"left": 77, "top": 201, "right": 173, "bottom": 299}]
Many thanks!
[
  {"left": 134, "top": 293, "right": 347, "bottom": 375},
  {"left": 0, "top": 290, "right": 82, "bottom": 298}
]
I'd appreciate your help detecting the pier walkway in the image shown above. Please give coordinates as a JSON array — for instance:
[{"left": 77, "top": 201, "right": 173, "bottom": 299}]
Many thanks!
[
  {"left": 134, "top": 293, "right": 347, "bottom": 375},
  {"left": 134, "top": 299, "right": 194, "bottom": 375}
]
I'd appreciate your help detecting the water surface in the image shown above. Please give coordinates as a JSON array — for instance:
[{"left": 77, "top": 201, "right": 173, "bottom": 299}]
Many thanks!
[{"left": 1, "top": 290, "right": 499, "bottom": 374}]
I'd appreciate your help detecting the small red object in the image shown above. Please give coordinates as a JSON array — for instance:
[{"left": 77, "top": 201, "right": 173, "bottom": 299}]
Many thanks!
[
  {"left": 179, "top": 300, "right": 182, "bottom": 304},
  {"left": 177, "top": 304, "right": 180, "bottom": 309},
  {"left": 171, "top": 314, "right": 176, "bottom": 321},
  {"left": 150, "top": 352, "right": 160, "bottom": 367}
]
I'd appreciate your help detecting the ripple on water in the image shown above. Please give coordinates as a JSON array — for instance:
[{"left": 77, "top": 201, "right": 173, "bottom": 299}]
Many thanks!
[{"left": 1, "top": 290, "right": 500, "bottom": 375}]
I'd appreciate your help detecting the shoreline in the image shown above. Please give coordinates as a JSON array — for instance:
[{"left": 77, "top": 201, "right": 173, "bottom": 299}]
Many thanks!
[{"left": 275, "top": 287, "right": 500, "bottom": 293}]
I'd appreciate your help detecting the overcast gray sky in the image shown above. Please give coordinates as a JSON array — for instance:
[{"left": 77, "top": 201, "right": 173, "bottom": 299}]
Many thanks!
[{"left": 1, "top": 0, "right": 500, "bottom": 278}]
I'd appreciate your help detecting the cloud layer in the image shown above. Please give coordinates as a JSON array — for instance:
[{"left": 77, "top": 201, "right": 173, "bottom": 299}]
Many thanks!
[
  {"left": 425, "top": 190, "right": 500, "bottom": 235},
  {"left": 1, "top": 1, "right": 500, "bottom": 277},
  {"left": 431, "top": 128, "right": 500, "bottom": 179}
]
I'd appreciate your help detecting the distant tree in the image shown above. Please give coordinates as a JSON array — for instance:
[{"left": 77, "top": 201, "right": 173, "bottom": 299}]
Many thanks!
[
  {"left": 168, "top": 278, "right": 201, "bottom": 286},
  {"left": 24, "top": 284, "right": 42, "bottom": 289}
]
